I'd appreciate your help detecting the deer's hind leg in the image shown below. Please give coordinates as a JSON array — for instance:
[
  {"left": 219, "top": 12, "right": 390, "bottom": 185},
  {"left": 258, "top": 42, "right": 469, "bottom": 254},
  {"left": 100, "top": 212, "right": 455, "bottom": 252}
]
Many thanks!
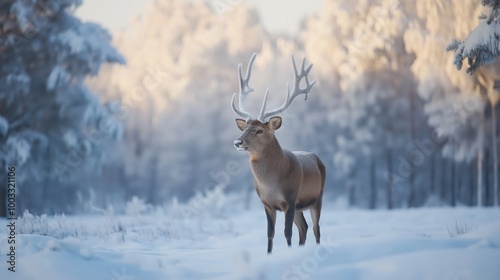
[
  {"left": 309, "top": 200, "right": 322, "bottom": 244},
  {"left": 294, "top": 211, "right": 308, "bottom": 245}
]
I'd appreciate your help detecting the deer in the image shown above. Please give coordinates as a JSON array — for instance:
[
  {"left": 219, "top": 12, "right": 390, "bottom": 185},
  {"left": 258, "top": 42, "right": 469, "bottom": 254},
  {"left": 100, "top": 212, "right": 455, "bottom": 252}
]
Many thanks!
[{"left": 231, "top": 53, "right": 326, "bottom": 253}]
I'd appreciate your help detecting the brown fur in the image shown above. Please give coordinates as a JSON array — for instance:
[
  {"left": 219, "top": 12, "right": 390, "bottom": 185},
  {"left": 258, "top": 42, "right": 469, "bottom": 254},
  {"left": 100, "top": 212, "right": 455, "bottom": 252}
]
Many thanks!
[{"left": 235, "top": 117, "right": 326, "bottom": 253}]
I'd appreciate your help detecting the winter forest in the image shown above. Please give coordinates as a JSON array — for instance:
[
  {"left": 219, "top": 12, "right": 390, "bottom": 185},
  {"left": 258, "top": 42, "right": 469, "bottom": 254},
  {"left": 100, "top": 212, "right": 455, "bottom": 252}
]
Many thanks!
[{"left": 1, "top": 0, "right": 500, "bottom": 215}]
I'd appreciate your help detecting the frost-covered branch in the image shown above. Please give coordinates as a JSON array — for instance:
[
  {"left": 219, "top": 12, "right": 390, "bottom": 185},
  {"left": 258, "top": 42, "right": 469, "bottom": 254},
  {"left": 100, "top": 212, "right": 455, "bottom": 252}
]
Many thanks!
[{"left": 447, "top": 0, "right": 500, "bottom": 74}]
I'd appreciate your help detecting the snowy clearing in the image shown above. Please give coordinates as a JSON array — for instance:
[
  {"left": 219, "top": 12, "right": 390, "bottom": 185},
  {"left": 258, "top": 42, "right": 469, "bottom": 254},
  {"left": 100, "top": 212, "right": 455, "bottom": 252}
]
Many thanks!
[{"left": 1, "top": 206, "right": 500, "bottom": 280}]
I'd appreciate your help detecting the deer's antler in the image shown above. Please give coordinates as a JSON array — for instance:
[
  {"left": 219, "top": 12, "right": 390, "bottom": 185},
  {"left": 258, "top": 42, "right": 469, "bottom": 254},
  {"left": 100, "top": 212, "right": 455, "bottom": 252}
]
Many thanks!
[
  {"left": 257, "top": 55, "right": 316, "bottom": 122},
  {"left": 231, "top": 53, "right": 257, "bottom": 120}
]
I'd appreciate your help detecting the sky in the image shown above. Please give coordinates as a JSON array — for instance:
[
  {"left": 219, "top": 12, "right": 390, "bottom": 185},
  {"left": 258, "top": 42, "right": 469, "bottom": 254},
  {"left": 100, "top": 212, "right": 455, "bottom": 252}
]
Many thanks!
[{"left": 75, "top": 0, "right": 322, "bottom": 35}]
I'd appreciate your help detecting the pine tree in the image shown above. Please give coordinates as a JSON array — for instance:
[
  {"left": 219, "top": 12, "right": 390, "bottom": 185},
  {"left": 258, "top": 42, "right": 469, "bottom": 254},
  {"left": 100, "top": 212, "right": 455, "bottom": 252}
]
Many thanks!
[
  {"left": 0, "top": 0, "right": 125, "bottom": 215},
  {"left": 447, "top": 0, "right": 500, "bottom": 207},
  {"left": 447, "top": 0, "right": 500, "bottom": 74}
]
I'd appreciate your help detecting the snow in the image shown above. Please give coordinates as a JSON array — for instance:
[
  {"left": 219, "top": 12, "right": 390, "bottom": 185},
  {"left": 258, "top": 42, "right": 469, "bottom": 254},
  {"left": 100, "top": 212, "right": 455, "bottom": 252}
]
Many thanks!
[
  {"left": 1, "top": 206, "right": 499, "bottom": 280},
  {"left": 6, "top": 136, "right": 31, "bottom": 166},
  {"left": 447, "top": 3, "right": 500, "bottom": 74},
  {"left": 44, "top": 53, "right": 80, "bottom": 90},
  {"left": 463, "top": 20, "right": 500, "bottom": 58}
]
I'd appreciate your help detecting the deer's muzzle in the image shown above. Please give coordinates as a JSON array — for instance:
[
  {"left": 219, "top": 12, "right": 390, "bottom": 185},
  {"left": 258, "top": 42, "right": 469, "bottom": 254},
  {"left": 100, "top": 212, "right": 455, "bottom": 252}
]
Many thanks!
[{"left": 234, "top": 139, "right": 247, "bottom": 151}]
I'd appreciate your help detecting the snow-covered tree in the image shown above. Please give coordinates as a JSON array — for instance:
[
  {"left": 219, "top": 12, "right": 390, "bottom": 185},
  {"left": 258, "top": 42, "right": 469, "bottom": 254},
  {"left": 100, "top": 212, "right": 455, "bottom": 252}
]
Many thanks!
[
  {"left": 89, "top": 0, "right": 287, "bottom": 204},
  {"left": 405, "top": 0, "right": 498, "bottom": 207},
  {"left": 343, "top": 0, "right": 423, "bottom": 209},
  {"left": 301, "top": 0, "right": 426, "bottom": 209},
  {"left": 447, "top": 0, "right": 500, "bottom": 207},
  {"left": 0, "top": 0, "right": 124, "bottom": 215},
  {"left": 300, "top": 0, "right": 370, "bottom": 207},
  {"left": 447, "top": 0, "right": 500, "bottom": 74}
]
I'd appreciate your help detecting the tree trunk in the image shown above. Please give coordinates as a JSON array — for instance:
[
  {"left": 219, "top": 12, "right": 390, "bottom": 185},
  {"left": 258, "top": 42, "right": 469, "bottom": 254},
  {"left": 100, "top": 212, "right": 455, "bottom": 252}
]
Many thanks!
[
  {"left": 118, "top": 165, "right": 131, "bottom": 201},
  {"left": 42, "top": 178, "right": 50, "bottom": 214},
  {"left": 408, "top": 172, "right": 416, "bottom": 207},
  {"left": 485, "top": 148, "right": 490, "bottom": 206},
  {"left": 430, "top": 149, "right": 436, "bottom": 195},
  {"left": 386, "top": 147, "right": 393, "bottom": 210},
  {"left": 440, "top": 155, "right": 447, "bottom": 203},
  {"left": 348, "top": 170, "right": 356, "bottom": 207},
  {"left": 477, "top": 151, "right": 483, "bottom": 207},
  {"left": 370, "top": 156, "right": 377, "bottom": 209},
  {"left": 451, "top": 160, "right": 456, "bottom": 207},
  {"left": 456, "top": 162, "right": 462, "bottom": 205},
  {"left": 469, "top": 162, "right": 475, "bottom": 206},
  {"left": 492, "top": 101, "right": 498, "bottom": 207},
  {"left": 348, "top": 182, "right": 356, "bottom": 207},
  {"left": 147, "top": 155, "right": 159, "bottom": 205},
  {"left": 408, "top": 90, "right": 417, "bottom": 208},
  {"left": 478, "top": 109, "right": 485, "bottom": 207}
]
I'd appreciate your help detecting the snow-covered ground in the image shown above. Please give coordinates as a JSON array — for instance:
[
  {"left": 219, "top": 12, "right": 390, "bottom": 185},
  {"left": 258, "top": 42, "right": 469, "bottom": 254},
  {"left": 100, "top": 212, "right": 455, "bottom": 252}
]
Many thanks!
[{"left": 1, "top": 202, "right": 500, "bottom": 280}]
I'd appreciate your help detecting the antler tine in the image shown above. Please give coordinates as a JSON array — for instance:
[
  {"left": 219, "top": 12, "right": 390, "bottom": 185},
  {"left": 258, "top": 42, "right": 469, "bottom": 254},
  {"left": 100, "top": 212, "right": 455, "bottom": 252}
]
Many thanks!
[
  {"left": 232, "top": 53, "right": 257, "bottom": 120},
  {"left": 258, "top": 55, "right": 316, "bottom": 122},
  {"left": 257, "top": 88, "right": 270, "bottom": 121},
  {"left": 291, "top": 56, "right": 316, "bottom": 100},
  {"left": 232, "top": 93, "right": 251, "bottom": 119}
]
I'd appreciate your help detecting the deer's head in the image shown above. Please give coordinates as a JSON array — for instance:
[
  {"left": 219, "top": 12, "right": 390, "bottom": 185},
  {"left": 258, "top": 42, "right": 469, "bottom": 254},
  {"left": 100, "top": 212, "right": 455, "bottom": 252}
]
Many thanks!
[
  {"left": 231, "top": 53, "right": 315, "bottom": 154},
  {"left": 233, "top": 117, "right": 282, "bottom": 153}
]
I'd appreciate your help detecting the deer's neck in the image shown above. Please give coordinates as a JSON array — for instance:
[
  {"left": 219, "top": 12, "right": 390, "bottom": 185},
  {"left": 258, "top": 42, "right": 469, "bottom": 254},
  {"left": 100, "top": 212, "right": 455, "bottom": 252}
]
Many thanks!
[{"left": 249, "top": 137, "right": 288, "bottom": 179}]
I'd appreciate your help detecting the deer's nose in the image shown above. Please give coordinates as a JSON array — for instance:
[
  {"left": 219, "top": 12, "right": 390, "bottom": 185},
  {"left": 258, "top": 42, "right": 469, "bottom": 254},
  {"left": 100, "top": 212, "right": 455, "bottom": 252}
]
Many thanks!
[{"left": 234, "top": 139, "right": 243, "bottom": 147}]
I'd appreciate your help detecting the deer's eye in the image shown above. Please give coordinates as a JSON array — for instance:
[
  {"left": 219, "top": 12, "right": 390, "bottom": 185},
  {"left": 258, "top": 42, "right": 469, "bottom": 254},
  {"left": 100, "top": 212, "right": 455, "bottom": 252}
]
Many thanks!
[{"left": 256, "top": 130, "right": 264, "bottom": 135}]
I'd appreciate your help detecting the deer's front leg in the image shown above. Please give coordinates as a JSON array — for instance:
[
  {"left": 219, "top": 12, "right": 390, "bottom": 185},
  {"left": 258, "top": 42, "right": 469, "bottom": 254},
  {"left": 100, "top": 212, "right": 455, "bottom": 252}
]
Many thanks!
[
  {"left": 264, "top": 206, "right": 276, "bottom": 254},
  {"left": 284, "top": 203, "right": 295, "bottom": 247}
]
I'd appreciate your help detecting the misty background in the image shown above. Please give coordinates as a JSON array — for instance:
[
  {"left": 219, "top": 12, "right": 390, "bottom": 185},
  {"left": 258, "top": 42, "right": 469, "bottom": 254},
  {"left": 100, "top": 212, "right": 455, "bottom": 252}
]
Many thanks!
[{"left": 1, "top": 0, "right": 499, "bottom": 216}]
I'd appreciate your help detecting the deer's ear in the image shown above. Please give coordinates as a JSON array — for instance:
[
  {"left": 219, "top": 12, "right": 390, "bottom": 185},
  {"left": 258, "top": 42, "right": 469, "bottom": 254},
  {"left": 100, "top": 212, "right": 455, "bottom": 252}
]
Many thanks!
[
  {"left": 235, "top": 119, "right": 247, "bottom": 131},
  {"left": 268, "top": 116, "right": 282, "bottom": 131}
]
